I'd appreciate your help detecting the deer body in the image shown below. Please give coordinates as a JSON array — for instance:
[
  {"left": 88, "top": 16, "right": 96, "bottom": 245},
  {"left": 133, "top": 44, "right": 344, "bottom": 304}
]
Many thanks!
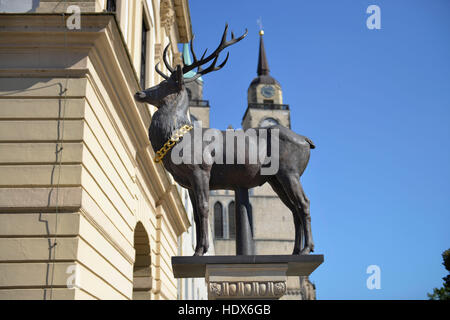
[{"left": 135, "top": 26, "right": 315, "bottom": 256}]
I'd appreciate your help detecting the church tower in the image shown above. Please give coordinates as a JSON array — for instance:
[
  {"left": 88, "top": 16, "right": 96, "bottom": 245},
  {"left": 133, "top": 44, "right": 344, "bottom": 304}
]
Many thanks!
[
  {"left": 242, "top": 30, "right": 290, "bottom": 129},
  {"left": 243, "top": 30, "right": 316, "bottom": 300}
]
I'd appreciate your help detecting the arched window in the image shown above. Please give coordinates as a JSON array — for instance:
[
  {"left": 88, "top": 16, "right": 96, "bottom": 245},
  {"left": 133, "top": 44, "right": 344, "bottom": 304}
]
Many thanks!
[
  {"left": 228, "top": 201, "right": 236, "bottom": 239},
  {"left": 133, "top": 222, "right": 152, "bottom": 300},
  {"left": 214, "top": 202, "right": 223, "bottom": 239}
]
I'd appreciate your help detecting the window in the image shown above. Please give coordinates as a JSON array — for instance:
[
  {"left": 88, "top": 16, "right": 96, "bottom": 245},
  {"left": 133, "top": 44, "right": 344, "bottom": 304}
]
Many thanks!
[
  {"left": 228, "top": 201, "right": 236, "bottom": 239},
  {"left": 0, "top": 0, "right": 40, "bottom": 12},
  {"left": 184, "top": 278, "right": 188, "bottom": 299},
  {"left": 140, "top": 18, "right": 149, "bottom": 89},
  {"left": 214, "top": 202, "right": 223, "bottom": 239},
  {"left": 133, "top": 223, "right": 152, "bottom": 300},
  {"left": 259, "top": 117, "right": 279, "bottom": 128},
  {"left": 106, "top": 0, "right": 117, "bottom": 12}
]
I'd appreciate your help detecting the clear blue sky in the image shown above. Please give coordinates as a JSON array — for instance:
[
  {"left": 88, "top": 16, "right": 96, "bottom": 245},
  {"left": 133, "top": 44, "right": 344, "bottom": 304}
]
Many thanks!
[{"left": 187, "top": 0, "right": 450, "bottom": 299}]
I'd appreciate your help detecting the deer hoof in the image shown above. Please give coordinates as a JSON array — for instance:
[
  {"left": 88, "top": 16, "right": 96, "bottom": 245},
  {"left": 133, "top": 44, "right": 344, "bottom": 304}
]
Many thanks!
[
  {"left": 193, "top": 247, "right": 206, "bottom": 256},
  {"left": 300, "top": 247, "right": 311, "bottom": 255}
]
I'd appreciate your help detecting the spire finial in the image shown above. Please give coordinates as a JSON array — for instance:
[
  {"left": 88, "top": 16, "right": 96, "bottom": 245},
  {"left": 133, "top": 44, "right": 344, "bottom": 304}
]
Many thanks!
[
  {"left": 257, "top": 29, "right": 270, "bottom": 76},
  {"left": 257, "top": 17, "right": 264, "bottom": 36}
]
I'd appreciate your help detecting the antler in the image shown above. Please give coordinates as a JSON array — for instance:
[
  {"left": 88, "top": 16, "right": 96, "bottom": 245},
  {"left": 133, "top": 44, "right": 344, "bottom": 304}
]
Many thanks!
[
  {"left": 183, "top": 24, "right": 247, "bottom": 82},
  {"left": 185, "top": 52, "right": 230, "bottom": 83},
  {"left": 155, "top": 44, "right": 174, "bottom": 80},
  {"left": 155, "top": 62, "right": 169, "bottom": 80},
  {"left": 162, "top": 44, "right": 175, "bottom": 73}
]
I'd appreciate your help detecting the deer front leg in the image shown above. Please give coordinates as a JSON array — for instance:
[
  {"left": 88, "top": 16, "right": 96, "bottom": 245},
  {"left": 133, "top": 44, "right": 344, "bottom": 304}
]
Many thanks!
[
  {"left": 191, "top": 171, "right": 211, "bottom": 256},
  {"left": 188, "top": 190, "right": 202, "bottom": 254}
]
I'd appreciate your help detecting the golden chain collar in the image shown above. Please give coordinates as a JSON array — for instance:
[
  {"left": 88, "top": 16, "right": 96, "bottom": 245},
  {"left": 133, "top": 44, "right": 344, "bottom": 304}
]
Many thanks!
[{"left": 154, "top": 124, "right": 193, "bottom": 163}]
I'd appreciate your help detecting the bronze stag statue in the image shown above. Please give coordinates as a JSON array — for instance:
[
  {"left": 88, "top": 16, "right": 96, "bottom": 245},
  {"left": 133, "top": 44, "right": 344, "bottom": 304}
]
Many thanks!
[{"left": 134, "top": 25, "right": 315, "bottom": 256}]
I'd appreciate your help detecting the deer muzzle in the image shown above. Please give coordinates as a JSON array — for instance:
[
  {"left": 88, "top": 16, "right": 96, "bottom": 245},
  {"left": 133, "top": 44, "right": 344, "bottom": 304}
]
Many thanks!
[
  {"left": 136, "top": 91, "right": 146, "bottom": 98},
  {"left": 134, "top": 91, "right": 148, "bottom": 103}
]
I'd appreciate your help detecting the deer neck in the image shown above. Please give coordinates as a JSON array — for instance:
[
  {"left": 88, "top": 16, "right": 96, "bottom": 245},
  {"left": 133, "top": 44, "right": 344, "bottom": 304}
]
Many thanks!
[{"left": 149, "top": 89, "right": 191, "bottom": 151}]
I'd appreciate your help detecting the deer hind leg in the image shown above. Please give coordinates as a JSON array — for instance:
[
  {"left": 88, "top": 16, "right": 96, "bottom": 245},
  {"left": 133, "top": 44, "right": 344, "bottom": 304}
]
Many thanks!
[
  {"left": 269, "top": 177, "right": 304, "bottom": 255},
  {"left": 276, "top": 175, "right": 314, "bottom": 254},
  {"left": 191, "top": 172, "right": 210, "bottom": 256},
  {"left": 188, "top": 190, "right": 202, "bottom": 255}
]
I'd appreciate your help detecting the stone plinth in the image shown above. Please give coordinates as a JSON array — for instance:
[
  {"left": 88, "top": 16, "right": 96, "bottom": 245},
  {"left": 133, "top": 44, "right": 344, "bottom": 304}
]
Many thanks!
[
  {"left": 207, "top": 264, "right": 287, "bottom": 299},
  {"left": 172, "top": 255, "right": 324, "bottom": 300}
]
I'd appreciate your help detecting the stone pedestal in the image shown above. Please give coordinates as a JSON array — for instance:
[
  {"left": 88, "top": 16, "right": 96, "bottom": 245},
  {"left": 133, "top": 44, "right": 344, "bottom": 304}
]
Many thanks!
[
  {"left": 172, "top": 254, "right": 324, "bottom": 300},
  {"left": 206, "top": 264, "right": 287, "bottom": 299}
]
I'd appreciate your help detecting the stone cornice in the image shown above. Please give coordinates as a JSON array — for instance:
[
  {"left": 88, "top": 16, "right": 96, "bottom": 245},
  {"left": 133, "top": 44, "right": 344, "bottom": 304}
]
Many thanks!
[
  {"left": 0, "top": 13, "right": 190, "bottom": 235},
  {"left": 173, "top": 0, "right": 192, "bottom": 42}
]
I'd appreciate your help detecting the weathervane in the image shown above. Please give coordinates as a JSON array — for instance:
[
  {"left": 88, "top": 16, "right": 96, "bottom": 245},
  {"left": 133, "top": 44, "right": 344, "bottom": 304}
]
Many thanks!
[{"left": 256, "top": 16, "right": 264, "bottom": 32}]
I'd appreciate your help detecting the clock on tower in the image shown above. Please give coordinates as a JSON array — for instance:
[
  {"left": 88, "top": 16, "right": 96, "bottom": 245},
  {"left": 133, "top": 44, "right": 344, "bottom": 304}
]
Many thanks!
[{"left": 261, "top": 85, "right": 275, "bottom": 98}]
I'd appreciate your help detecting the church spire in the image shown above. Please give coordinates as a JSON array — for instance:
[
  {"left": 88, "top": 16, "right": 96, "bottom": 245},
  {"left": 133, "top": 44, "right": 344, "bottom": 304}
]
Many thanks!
[{"left": 257, "top": 30, "right": 270, "bottom": 76}]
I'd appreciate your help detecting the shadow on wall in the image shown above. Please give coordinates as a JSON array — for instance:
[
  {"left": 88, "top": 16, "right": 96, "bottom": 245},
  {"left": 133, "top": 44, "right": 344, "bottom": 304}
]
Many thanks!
[
  {"left": 36, "top": 80, "right": 69, "bottom": 300},
  {"left": 0, "top": 77, "right": 70, "bottom": 299},
  {"left": 0, "top": 79, "right": 63, "bottom": 97},
  {"left": 0, "top": 0, "right": 40, "bottom": 12}
]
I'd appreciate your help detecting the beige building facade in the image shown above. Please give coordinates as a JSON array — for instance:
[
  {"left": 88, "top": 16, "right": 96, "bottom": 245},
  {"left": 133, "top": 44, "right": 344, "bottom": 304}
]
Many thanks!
[{"left": 0, "top": 0, "right": 207, "bottom": 300}]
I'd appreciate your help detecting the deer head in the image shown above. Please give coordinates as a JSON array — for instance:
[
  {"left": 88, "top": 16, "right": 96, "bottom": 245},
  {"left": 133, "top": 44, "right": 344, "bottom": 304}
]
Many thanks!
[{"left": 134, "top": 24, "right": 247, "bottom": 108}]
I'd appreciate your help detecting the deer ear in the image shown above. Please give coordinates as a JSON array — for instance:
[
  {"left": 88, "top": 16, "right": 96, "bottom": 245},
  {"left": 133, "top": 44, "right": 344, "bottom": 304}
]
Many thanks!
[{"left": 176, "top": 65, "right": 183, "bottom": 91}]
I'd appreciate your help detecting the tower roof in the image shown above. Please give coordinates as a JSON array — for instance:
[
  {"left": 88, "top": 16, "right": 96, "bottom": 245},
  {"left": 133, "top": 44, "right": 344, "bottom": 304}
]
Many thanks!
[
  {"left": 257, "top": 30, "right": 270, "bottom": 76},
  {"left": 182, "top": 43, "right": 203, "bottom": 82},
  {"left": 250, "top": 30, "right": 280, "bottom": 87}
]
